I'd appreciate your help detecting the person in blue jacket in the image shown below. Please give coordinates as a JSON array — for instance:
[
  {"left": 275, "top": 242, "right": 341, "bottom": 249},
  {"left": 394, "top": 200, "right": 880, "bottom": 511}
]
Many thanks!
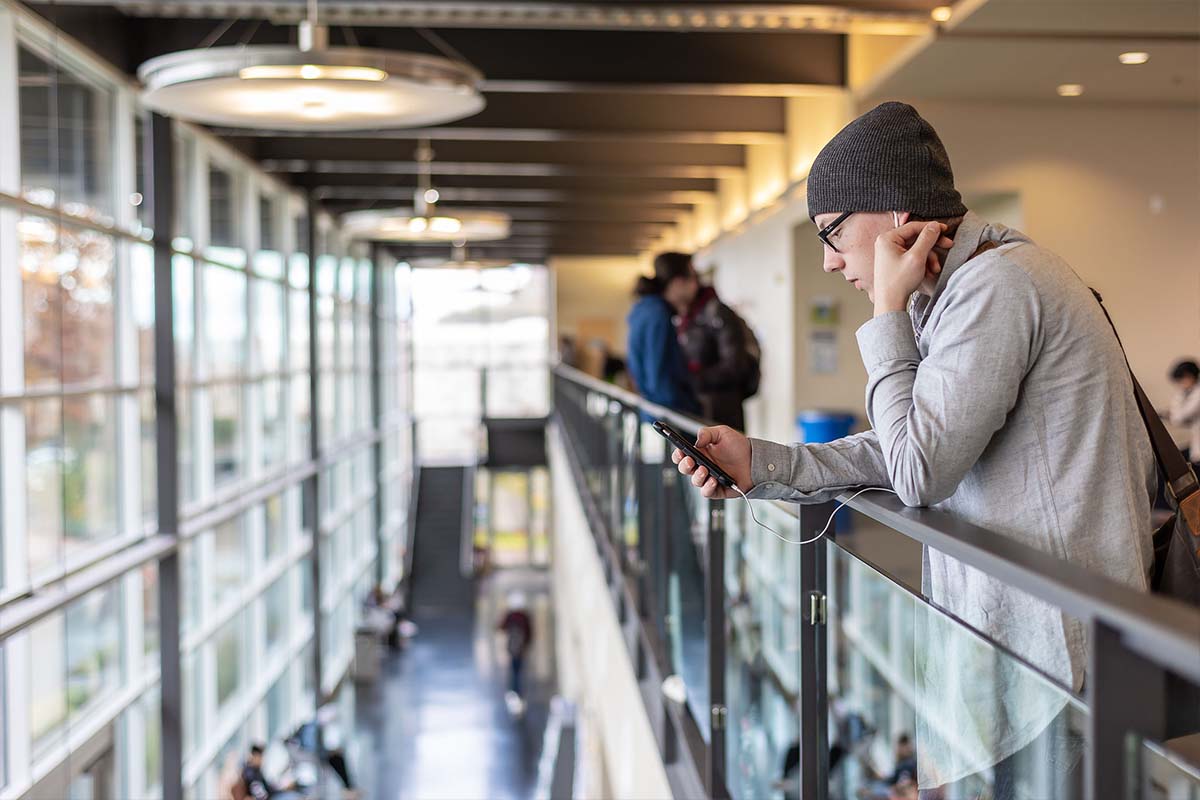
[{"left": 627, "top": 256, "right": 701, "bottom": 416}]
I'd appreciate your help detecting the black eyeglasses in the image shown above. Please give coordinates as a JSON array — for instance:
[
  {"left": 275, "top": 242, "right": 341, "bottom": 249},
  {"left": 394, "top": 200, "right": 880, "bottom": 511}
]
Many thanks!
[{"left": 816, "top": 211, "right": 853, "bottom": 253}]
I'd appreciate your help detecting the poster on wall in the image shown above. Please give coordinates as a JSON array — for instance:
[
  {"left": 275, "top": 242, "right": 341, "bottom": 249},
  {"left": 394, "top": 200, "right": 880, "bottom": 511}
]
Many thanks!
[{"left": 808, "top": 297, "right": 839, "bottom": 375}]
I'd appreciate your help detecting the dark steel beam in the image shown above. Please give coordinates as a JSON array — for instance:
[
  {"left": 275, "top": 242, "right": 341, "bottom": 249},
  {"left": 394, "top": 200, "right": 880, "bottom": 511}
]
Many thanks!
[
  {"left": 299, "top": 170, "right": 720, "bottom": 194},
  {"left": 262, "top": 159, "right": 739, "bottom": 181},
  {"left": 150, "top": 110, "right": 184, "bottom": 800},
  {"left": 240, "top": 137, "right": 747, "bottom": 169},
  {"left": 211, "top": 127, "right": 784, "bottom": 146}
]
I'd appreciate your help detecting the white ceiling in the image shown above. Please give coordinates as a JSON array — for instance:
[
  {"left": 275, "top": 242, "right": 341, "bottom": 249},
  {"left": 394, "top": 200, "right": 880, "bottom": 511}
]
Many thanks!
[
  {"left": 866, "top": 0, "right": 1200, "bottom": 105},
  {"left": 955, "top": 0, "right": 1200, "bottom": 36}
]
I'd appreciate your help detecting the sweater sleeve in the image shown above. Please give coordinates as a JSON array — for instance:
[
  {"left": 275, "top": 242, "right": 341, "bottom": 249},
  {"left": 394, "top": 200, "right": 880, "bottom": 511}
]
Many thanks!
[
  {"left": 856, "top": 258, "right": 1040, "bottom": 507},
  {"left": 745, "top": 431, "right": 892, "bottom": 504}
]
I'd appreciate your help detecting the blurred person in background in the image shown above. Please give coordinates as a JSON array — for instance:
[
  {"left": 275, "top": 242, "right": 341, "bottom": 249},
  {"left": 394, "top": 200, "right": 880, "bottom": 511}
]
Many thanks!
[
  {"left": 627, "top": 257, "right": 701, "bottom": 416},
  {"left": 1169, "top": 359, "right": 1200, "bottom": 468},
  {"left": 498, "top": 591, "right": 534, "bottom": 714},
  {"left": 242, "top": 744, "right": 305, "bottom": 800},
  {"left": 657, "top": 252, "right": 761, "bottom": 430}
]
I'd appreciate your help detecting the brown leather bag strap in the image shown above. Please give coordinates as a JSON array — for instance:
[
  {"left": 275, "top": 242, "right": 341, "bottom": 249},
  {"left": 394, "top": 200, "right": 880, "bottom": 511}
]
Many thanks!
[{"left": 1090, "top": 289, "right": 1199, "bottom": 508}]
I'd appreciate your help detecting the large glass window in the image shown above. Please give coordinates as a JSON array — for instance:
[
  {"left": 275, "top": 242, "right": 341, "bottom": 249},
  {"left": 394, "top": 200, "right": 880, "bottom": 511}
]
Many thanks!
[
  {"left": 213, "top": 518, "right": 245, "bottom": 606},
  {"left": 207, "top": 163, "right": 241, "bottom": 260},
  {"left": 7, "top": 26, "right": 415, "bottom": 790},
  {"left": 24, "top": 394, "right": 119, "bottom": 577},
  {"left": 215, "top": 615, "right": 243, "bottom": 709},
  {"left": 265, "top": 576, "right": 288, "bottom": 653},
  {"left": 264, "top": 494, "right": 285, "bottom": 563},
  {"left": 205, "top": 265, "right": 246, "bottom": 378},
  {"left": 29, "top": 583, "right": 122, "bottom": 752},
  {"left": 18, "top": 46, "right": 113, "bottom": 218},
  {"left": 143, "top": 561, "right": 160, "bottom": 666},
  {"left": 412, "top": 265, "right": 549, "bottom": 462},
  {"left": 212, "top": 383, "right": 243, "bottom": 489}
]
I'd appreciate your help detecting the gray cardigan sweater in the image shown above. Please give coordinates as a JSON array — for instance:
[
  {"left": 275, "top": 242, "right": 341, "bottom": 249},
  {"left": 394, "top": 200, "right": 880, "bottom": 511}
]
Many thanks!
[{"left": 747, "top": 211, "right": 1155, "bottom": 784}]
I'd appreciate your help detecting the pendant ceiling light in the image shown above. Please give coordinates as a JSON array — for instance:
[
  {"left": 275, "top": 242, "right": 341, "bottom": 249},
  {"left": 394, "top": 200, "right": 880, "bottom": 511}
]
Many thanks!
[
  {"left": 407, "top": 246, "right": 516, "bottom": 270},
  {"left": 138, "top": 6, "right": 484, "bottom": 130},
  {"left": 341, "top": 141, "right": 511, "bottom": 243}
]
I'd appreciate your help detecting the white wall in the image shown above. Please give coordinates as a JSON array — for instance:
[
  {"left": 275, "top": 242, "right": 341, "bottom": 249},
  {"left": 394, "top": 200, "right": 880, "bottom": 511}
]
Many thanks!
[
  {"left": 700, "top": 101, "right": 1200, "bottom": 437},
  {"left": 551, "top": 255, "right": 648, "bottom": 356},
  {"left": 548, "top": 429, "right": 674, "bottom": 800}
]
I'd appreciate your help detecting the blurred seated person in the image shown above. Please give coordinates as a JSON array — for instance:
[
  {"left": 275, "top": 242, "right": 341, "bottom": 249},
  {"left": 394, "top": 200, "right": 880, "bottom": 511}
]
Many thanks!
[
  {"left": 857, "top": 733, "right": 918, "bottom": 800},
  {"left": 242, "top": 743, "right": 305, "bottom": 800}
]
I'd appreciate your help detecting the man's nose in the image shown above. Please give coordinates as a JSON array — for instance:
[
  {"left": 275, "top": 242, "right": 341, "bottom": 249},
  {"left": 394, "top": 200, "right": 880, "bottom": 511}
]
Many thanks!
[{"left": 822, "top": 249, "right": 844, "bottom": 274}]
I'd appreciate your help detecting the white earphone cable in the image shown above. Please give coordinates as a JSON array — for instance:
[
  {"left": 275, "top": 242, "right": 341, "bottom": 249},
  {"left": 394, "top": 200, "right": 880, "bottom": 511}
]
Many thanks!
[{"left": 729, "top": 484, "right": 899, "bottom": 545}]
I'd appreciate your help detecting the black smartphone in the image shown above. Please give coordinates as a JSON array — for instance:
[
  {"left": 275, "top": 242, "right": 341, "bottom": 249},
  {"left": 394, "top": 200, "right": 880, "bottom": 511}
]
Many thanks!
[{"left": 651, "top": 420, "right": 738, "bottom": 490}]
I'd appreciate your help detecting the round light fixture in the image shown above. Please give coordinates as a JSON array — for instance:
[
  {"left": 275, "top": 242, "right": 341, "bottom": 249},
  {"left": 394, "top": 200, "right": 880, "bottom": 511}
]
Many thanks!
[
  {"left": 341, "top": 208, "right": 511, "bottom": 243},
  {"left": 1118, "top": 52, "right": 1150, "bottom": 65},
  {"left": 407, "top": 255, "right": 515, "bottom": 269},
  {"left": 931, "top": 6, "right": 953, "bottom": 22},
  {"left": 1056, "top": 83, "right": 1085, "bottom": 97},
  {"left": 138, "top": 45, "right": 484, "bottom": 131}
]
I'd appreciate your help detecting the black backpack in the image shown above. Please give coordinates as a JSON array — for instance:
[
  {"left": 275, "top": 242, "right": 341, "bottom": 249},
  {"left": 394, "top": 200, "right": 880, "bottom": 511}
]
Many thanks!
[{"left": 735, "top": 313, "right": 762, "bottom": 400}]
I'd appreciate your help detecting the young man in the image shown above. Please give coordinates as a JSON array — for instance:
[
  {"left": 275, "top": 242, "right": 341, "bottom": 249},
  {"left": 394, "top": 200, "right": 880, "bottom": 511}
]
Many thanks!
[{"left": 673, "top": 102, "right": 1155, "bottom": 795}]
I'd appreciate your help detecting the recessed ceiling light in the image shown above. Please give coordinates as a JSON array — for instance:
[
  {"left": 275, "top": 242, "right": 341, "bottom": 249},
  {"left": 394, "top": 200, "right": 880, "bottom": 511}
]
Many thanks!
[
  {"left": 931, "top": 6, "right": 953, "bottom": 23},
  {"left": 1118, "top": 52, "right": 1150, "bottom": 65},
  {"left": 1057, "top": 83, "right": 1085, "bottom": 97}
]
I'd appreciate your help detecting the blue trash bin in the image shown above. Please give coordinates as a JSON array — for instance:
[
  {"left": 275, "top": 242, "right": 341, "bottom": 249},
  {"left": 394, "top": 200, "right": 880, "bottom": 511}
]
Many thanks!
[
  {"left": 796, "top": 411, "right": 855, "bottom": 444},
  {"left": 796, "top": 411, "right": 856, "bottom": 532}
]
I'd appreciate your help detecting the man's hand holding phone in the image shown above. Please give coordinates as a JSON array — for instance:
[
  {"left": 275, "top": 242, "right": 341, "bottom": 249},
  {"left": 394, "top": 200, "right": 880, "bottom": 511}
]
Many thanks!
[{"left": 671, "top": 425, "right": 753, "bottom": 500}]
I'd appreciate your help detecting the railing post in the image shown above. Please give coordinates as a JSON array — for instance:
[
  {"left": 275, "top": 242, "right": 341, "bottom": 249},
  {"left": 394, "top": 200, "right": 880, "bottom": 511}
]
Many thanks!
[
  {"left": 610, "top": 404, "right": 626, "bottom": 562},
  {"left": 660, "top": 463, "right": 676, "bottom": 648},
  {"left": 706, "top": 500, "right": 729, "bottom": 800},
  {"left": 797, "top": 501, "right": 834, "bottom": 800},
  {"left": 1086, "top": 620, "right": 1166, "bottom": 800}
]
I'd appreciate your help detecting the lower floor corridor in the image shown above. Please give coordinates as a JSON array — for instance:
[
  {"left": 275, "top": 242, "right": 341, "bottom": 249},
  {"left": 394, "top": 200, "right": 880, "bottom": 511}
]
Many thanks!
[{"left": 353, "top": 566, "right": 556, "bottom": 800}]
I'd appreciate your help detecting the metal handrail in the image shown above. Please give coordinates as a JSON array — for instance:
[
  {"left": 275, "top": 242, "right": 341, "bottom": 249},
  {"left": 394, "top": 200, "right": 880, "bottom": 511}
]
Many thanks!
[{"left": 553, "top": 365, "right": 1200, "bottom": 686}]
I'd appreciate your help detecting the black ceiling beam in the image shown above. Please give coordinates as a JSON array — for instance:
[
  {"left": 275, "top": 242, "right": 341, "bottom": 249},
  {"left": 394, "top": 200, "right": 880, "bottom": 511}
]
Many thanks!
[
  {"left": 319, "top": 201, "right": 685, "bottom": 224},
  {"left": 68, "top": 14, "right": 844, "bottom": 88},
  {"left": 306, "top": 172, "right": 719, "bottom": 193},
  {"left": 235, "top": 137, "right": 746, "bottom": 169},
  {"left": 346, "top": 28, "right": 844, "bottom": 87},
  {"left": 313, "top": 186, "right": 706, "bottom": 208},
  {"left": 447, "top": 91, "right": 785, "bottom": 134},
  {"left": 264, "top": 159, "right": 735, "bottom": 180}
]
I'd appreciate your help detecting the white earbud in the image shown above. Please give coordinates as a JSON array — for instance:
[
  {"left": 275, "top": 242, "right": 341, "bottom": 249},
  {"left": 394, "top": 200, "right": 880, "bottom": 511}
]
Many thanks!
[{"left": 892, "top": 210, "right": 900, "bottom": 228}]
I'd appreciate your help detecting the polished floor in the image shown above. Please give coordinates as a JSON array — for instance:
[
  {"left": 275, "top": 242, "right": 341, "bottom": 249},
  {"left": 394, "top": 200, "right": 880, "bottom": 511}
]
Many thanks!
[{"left": 353, "top": 566, "right": 555, "bottom": 800}]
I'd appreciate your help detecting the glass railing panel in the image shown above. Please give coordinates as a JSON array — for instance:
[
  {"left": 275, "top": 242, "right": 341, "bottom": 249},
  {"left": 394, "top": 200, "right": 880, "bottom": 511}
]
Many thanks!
[
  {"left": 828, "top": 534, "right": 1089, "bottom": 800},
  {"left": 638, "top": 420, "right": 670, "bottom": 649},
  {"left": 1134, "top": 739, "right": 1200, "bottom": 800},
  {"left": 724, "top": 500, "right": 803, "bottom": 800},
  {"left": 620, "top": 408, "right": 641, "bottom": 564},
  {"left": 668, "top": 475, "right": 711, "bottom": 740}
]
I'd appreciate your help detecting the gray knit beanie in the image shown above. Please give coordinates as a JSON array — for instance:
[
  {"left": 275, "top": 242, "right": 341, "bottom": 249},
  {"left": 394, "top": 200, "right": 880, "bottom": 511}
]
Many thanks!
[{"left": 807, "top": 102, "right": 967, "bottom": 220}]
